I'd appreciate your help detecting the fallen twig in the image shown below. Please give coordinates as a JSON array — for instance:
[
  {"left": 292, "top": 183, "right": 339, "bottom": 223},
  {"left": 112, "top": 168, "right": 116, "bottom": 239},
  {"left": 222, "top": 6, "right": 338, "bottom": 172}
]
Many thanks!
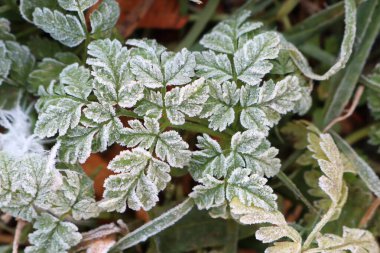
[{"left": 324, "top": 85, "right": 365, "bottom": 132}]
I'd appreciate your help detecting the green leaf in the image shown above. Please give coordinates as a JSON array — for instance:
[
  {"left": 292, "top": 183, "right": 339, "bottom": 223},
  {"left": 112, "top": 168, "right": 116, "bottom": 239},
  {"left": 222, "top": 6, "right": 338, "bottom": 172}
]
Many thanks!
[
  {"left": 58, "top": 0, "right": 97, "bottom": 12},
  {"left": 188, "top": 134, "right": 226, "bottom": 180},
  {"left": 165, "top": 78, "right": 208, "bottom": 125},
  {"left": 190, "top": 175, "right": 225, "bottom": 210},
  {"left": 156, "top": 130, "right": 191, "bottom": 168},
  {"left": 87, "top": 39, "right": 143, "bottom": 107},
  {"left": 0, "top": 42, "right": 11, "bottom": 86},
  {"left": 240, "top": 75, "right": 301, "bottom": 134},
  {"left": 25, "top": 213, "right": 82, "bottom": 253},
  {"left": 59, "top": 117, "right": 122, "bottom": 163},
  {"left": 163, "top": 48, "right": 196, "bottom": 86},
  {"left": 32, "top": 8, "right": 86, "bottom": 47},
  {"left": 226, "top": 168, "right": 277, "bottom": 211},
  {"left": 59, "top": 63, "right": 93, "bottom": 99},
  {"left": 119, "top": 117, "right": 159, "bottom": 149},
  {"left": 100, "top": 148, "right": 170, "bottom": 212},
  {"left": 234, "top": 32, "right": 280, "bottom": 86},
  {"left": 0, "top": 154, "right": 59, "bottom": 222},
  {"left": 134, "top": 90, "right": 163, "bottom": 119},
  {"left": 35, "top": 96, "right": 86, "bottom": 138},
  {"left": 47, "top": 170, "right": 100, "bottom": 220},
  {"left": 4, "top": 41, "right": 35, "bottom": 85},
  {"left": 194, "top": 50, "right": 233, "bottom": 85},
  {"left": 20, "top": 0, "right": 61, "bottom": 23},
  {"left": 28, "top": 53, "right": 80, "bottom": 93},
  {"left": 228, "top": 130, "right": 281, "bottom": 177},
  {"left": 201, "top": 80, "right": 239, "bottom": 131},
  {"left": 200, "top": 10, "right": 262, "bottom": 54},
  {"left": 27, "top": 36, "right": 62, "bottom": 60},
  {"left": 0, "top": 18, "right": 15, "bottom": 41},
  {"left": 90, "top": 0, "right": 120, "bottom": 37}
]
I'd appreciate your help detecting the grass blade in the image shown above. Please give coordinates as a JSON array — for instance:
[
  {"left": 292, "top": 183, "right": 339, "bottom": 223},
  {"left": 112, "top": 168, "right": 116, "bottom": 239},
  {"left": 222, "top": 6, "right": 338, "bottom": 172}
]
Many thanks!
[
  {"left": 332, "top": 131, "right": 380, "bottom": 197},
  {"left": 110, "top": 198, "right": 195, "bottom": 251},
  {"left": 323, "top": 0, "right": 380, "bottom": 126}
]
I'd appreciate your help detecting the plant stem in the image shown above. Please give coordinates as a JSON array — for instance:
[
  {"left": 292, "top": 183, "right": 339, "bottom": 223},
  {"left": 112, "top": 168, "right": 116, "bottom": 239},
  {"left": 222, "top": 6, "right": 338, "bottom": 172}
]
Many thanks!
[
  {"left": 345, "top": 124, "right": 373, "bottom": 145},
  {"left": 176, "top": 0, "right": 220, "bottom": 50},
  {"left": 171, "top": 122, "right": 231, "bottom": 140},
  {"left": 223, "top": 219, "right": 239, "bottom": 253},
  {"left": 277, "top": 171, "right": 319, "bottom": 215}
]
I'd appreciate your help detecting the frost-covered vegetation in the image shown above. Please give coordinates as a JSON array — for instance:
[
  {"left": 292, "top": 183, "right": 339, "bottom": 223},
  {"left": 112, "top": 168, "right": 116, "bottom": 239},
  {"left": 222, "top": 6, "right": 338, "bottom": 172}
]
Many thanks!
[{"left": 0, "top": 0, "right": 380, "bottom": 252}]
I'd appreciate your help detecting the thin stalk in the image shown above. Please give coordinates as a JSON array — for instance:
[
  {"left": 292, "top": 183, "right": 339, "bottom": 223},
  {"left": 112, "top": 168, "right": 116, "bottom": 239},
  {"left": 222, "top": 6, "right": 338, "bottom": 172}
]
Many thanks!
[
  {"left": 171, "top": 122, "right": 231, "bottom": 140},
  {"left": 345, "top": 124, "right": 374, "bottom": 145},
  {"left": 176, "top": 0, "right": 220, "bottom": 50},
  {"left": 75, "top": 0, "right": 90, "bottom": 62},
  {"left": 277, "top": 171, "right": 319, "bottom": 216},
  {"left": 223, "top": 219, "right": 239, "bottom": 253}
]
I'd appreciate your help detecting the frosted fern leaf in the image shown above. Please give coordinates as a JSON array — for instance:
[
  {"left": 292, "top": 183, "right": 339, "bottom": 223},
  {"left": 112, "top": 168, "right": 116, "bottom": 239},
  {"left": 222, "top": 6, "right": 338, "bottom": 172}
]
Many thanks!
[
  {"left": 189, "top": 175, "right": 225, "bottom": 210},
  {"left": 119, "top": 117, "right": 159, "bottom": 149},
  {"left": 230, "top": 198, "right": 302, "bottom": 253},
  {"left": 0, "top": 153, "right": 15, "bottom": 208},
  {"left": 194, "top": 50, "right": 232, "bottom": 85},
  {"left": 129, "top": 41, "right": 195, "bottom": 87},
  {"left": 0, "top": 41, "right": 11, "bottom": 85},
  {"left": 25, "top": 213, "right": 82, "bottom": 253},
  {"left": 156, "top": 130, "right": 191, "bottom": 168},
  {"left": 134, "top": 90, "right": 164, "bottom": 119},
  {"left": 188, "top": 134, "right": 226, "bottom": 180},
  {"left": 227, "top": 130, "right": 281, "bottom": 177},
  {"left": 32, "top": 8, "right": 85, "bottom": 47},
  {"left": 87, "top": 39, "right": 144, "bottom": 107},
  {"left": 19, "top": 0, "right": 62, "bottom": 23},
  {"left": 201, "top": 80, "right": 239, "bottom": 131},
  {"left": 100, "top": 148, "right": 170, "bottom": 212},
  {"left": 28, "top": 53, "right": 80, "bottom": 93},
  {"left": 4, "top": 41, "right": 35, "bottom": 84},
  {"left": 200, "top": 10, "right": 262, "bottom": 54},
  {"left": 0, "top": 18, "right": 16, "bottom": 40},
  {"left": 234, "top": 32, "right": 280, "bottom": 86},
  {"left": 47, "top": 170, "right": 100, "bottom": 220},
  {"left": 59, "top": 116, "right": 123, "bottom": 164},
  {"left": 35, "top": 96, "right": 86, "bottom": 138},
  {"left": 60, "top": 63, "right": 93, "bottom": 99},
  {"left": 314, "top": 227, "right": 379, "bottom": 253},
  {"left": 127, "top": 38, "right": 166, "bottom": 60},
  {"left": 190, "top": 167, "right": 277, "bottom": 216},
  {"left": 307, "top": 130, "right": 345, "bottom": 203},
  {"left": 58, "top": 0, "right": 97, "bottom": 12},
  {"left": 163, "top": 48, "right": 196, "bottom": 86},
  {"left": 90, "top": 0, "right": 120, "bottom": 36},
  {"left": 226, "top": 168, "right": 277, "bottom": 210},
  {"left": 0, "top": 154, "right": 60, "bottom": 221},
  {"left": 165, "top": 78, "right": 208, "bottom": 125},
  {"left": 240, "top": 75, "right": 301, "bottom": 134}
]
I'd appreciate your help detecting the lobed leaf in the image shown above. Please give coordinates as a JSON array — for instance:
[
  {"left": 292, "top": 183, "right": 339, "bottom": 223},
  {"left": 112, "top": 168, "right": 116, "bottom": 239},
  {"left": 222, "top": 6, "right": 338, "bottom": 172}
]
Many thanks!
[
  {"left": 25, "top": 213, "right": 82, "bottom": 253},
  {"left": 90, "top": 0, "right": 120, "bottom": 37},
  {"left": 32, "top": 8, "right": 86, "bottom": 47}
]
